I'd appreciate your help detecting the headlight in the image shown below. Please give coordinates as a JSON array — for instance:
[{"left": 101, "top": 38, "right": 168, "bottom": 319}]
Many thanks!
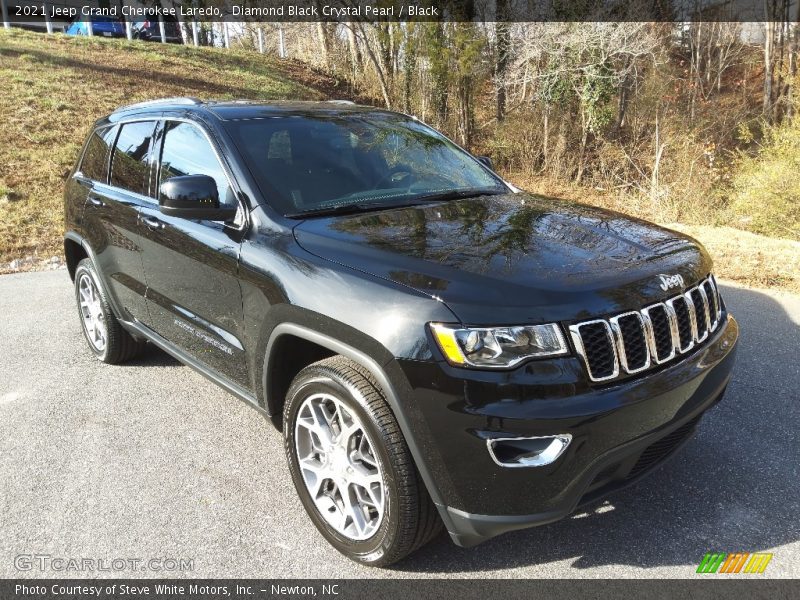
[{"left": 430, "top": 323, "right": 569, "bottom": 368}]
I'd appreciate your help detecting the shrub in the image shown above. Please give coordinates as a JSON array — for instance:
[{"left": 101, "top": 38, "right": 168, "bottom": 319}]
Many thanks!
[{"left": 728, "top": 113, "right": 800, "bottom": 241}]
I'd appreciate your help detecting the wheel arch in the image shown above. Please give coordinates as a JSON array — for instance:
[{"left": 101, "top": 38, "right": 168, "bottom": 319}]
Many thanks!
[
  {"left": 63, "top": 231, "right": 126, "bottom": 321},
  {"left": 263, "top": 332, "right": 336, "bottom": 426},
  {"left": 262, "top": 322, "right": 452, "bottom": 527},
  {"left": 64, "top": 234, "right": 89, "bottom": 281},
  {"left": 262, "top": 322, "right": 395, "bottom": 420}
]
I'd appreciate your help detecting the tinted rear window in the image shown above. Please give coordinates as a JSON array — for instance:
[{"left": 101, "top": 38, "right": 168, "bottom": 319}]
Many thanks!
[
  {"left": 79, "top": 126, "right": 115, "bottom": 182},
  {"left": 110, "top": 121, "right": 157, "bottom": 195}
]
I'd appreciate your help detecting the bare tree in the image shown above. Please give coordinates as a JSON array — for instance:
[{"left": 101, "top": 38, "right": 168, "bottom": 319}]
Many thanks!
[
  {"left": 494, "top": 0, "right": 511, "bottom": 121},
  {"left": 349, "top": 22, "right": 392, "bottom": 109},
  {"left": 508, "top": 23, "right": 660, "bottom": 180},
  {"left": 686, "top": 22, "right": 745, "bottom": 121}
]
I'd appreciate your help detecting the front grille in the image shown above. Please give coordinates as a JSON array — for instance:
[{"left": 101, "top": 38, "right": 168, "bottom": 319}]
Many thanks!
[
  {"left": 569, "top": 275, "right": 722, "bottom": 383},
  {"left": 575, "top": 321, "right": 617, "bottom": 381},
  {"left": 626, "top": 416, "right": 701, "bottom": 480},
  {"left": 702, "top": 279, "right": 720, "bottom": 324},
  {"left": 612, "top": 312, "right": 649, "bottom": 372},
  {"left": 688, "top": 288, "right": 710, "bottom": 341},
  {"left": 670, "top": 296, "right": 695, "bottom": 352},
  {"left": 643, "top": 304, "right": 674, "bottom": 362}
]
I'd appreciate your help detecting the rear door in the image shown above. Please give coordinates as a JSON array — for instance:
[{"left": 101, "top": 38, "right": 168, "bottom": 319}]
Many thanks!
[
  {"left": 80, "top": 120, "right": 157, "bottom": 322},
  {"left": 137, "top": 118, "right": 248, "bottom": 387}
]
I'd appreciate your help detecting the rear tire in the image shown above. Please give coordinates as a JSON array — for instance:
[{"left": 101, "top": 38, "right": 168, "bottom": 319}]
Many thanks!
[
  {"left": 284, "top": 356, "right": 442, "bottom": 566},
  {"left": 74, "top": 258, "right": 145, "bottom": 364}
]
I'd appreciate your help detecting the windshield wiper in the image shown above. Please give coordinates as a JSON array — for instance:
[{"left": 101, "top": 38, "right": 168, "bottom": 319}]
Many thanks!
[
  {"left": 408, "top": 188, "right": 505, "bottom": 204},
  {"left": 286, "top": 188, "right": 505, "bottom": 219},
  {"left": 286, "top": 202, "right": 406, "bottom": 219}
]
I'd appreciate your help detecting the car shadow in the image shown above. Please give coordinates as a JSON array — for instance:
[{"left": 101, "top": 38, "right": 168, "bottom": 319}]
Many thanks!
[
  {"left": 393, "top": 284, "right": 800, "bottom": 574},
  {"left": 122, "top": 343, "right": 181, "bottom": 368}
]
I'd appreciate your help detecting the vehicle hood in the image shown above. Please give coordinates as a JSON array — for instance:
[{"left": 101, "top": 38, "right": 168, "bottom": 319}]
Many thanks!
[{"left": 292, "top": 193, "right": 712, "bottom": 325}]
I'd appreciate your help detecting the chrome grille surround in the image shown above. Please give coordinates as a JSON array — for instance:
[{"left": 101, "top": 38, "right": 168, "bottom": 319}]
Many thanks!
[
  {"left": 570, "top": 275, "right": 722, "bottom": 383},
  {"left": 640, "top": 303, "right": 678, "bottom": 364},
  {"left": 608, "top": 311, "right": 651, "bottom": 375},
  {"left": 689, "top": 286, "right": 711, "bottom": 343},
  {"left": 667, "top": 294, "right": 696, "bottom": 353},
  {"left": 568, "top": 319, "right": 619, "bottom": 382}
]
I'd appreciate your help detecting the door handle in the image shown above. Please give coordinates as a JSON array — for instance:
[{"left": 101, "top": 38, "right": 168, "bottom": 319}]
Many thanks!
[
  {"left": 87, "top": 195, "right": 105, "bottom": 208},
  {"left": 141, "top": 216, "right": 164, "bottom": 230}
]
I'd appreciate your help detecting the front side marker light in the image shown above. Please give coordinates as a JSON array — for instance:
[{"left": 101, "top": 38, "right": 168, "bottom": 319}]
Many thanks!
[{"left": 429, "top": 324, "right": 466, "bottom": 365}]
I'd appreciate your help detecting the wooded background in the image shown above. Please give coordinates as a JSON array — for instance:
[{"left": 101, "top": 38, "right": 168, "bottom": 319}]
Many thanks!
[{"left": 182, "top": 5, "right": 799, "bottom": 241}]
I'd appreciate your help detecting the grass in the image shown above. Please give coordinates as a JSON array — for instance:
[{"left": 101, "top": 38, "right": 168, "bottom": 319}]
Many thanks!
[
  {"left": 0, "top": 28, "right": 353, "bottom": 264},
  {"left": 506, "top": 171, "right": 800, "bottom": 294},
  {"left": 665, "top": 224, "right": 800, "bottom": 294}
]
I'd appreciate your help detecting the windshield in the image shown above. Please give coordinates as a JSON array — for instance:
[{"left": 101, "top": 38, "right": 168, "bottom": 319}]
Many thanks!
[{"left": 224, "top": 111, "right": 507, "bottom": 216}]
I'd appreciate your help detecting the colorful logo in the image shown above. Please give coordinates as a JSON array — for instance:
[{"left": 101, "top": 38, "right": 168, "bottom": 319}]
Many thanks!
[{"left": 697, "top": 552, "right": 773, "bottom": 574}]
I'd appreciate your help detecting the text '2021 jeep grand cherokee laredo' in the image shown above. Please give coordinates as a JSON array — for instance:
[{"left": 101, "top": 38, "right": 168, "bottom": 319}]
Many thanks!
[{"left": 63, "top": 98, "right": 738, "bottom": 566}]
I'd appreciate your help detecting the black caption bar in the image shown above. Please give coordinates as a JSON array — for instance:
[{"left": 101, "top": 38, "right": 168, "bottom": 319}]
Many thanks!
[
  {"left": 3, "top": 0, "right": 785, "bottom": 24},
  {"left": 1, "top": 579, "right": 797, "bottom": 600}
]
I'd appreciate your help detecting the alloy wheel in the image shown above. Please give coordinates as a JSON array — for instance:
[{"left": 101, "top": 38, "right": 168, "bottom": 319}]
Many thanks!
[
  {"left": 294, "top": 392, "right": 385, "bottom": 541},
  {"left": 78, "top": 272, "right": 107, "bottom": 352}
]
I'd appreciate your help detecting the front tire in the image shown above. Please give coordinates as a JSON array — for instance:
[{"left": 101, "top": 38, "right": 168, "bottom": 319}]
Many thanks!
[
  {"left": 74, "top": 258, "right": 145, "bottom": 364},
  {"left": 284, "top": 356, "right": 441, "bottom": 566}
]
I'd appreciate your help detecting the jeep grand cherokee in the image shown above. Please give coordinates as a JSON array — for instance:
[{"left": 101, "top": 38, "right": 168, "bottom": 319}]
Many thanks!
[{"left": 63, "top": 98, "right": 738, "bottom": 566}]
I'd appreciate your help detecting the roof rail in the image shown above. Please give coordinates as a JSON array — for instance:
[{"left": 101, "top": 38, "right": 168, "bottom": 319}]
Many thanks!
[
  {"left": 326, "top": 100, "right": 356, "bottom": 105},
  {"left": 114, "top": 97, "right": 204, "bottom": 113}
]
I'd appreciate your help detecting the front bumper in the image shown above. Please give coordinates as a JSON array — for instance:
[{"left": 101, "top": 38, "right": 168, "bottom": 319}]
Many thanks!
[{"left": 392, "top": 314, "right": 739, "bottom": 547}]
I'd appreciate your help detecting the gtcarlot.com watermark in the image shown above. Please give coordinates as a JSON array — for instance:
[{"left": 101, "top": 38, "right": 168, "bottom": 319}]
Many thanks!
[{"left": 14, "top": 554, "right": 194, "bottom": 573}]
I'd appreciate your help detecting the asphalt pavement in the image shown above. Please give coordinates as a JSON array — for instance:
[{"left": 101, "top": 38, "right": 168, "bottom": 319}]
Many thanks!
[{"left": 1, "top": 270, "right": 798, "bottom": 578}]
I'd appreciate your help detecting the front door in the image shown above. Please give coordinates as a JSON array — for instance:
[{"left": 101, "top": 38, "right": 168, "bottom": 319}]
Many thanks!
[{"left": 137, "top": 119, "right": 248, "bottom": 387}]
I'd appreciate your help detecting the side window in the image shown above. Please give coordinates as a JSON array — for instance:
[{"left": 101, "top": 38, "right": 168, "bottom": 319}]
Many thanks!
[
  {"left": 110, "top": 121, "right": 156, "bottom": 195},
  {"left": 159, "top": 122, "right": 231, "bottom": 206},
  {"left": 79, "top": 126, "right": 115, "bottom": 182}
]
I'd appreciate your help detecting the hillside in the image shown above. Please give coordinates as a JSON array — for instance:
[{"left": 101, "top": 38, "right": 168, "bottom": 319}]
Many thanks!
[
  {"left": 0, "top": 28, "right": 355, "bottom": 266},
  {"left": 1, "top": 29, "right": 798, "bottom": 293}
]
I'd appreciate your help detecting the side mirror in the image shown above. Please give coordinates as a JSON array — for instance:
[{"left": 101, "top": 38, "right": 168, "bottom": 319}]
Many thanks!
[
  {"left": 159, "top": 175, "right": 237, "bottom": 221},
  {"left": 476, "top": 155, "right": 494, "bottom": 170}
]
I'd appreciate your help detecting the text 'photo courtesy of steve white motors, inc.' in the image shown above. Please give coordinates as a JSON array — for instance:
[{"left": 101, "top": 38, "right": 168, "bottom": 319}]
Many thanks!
[{"left": 13, "top": 583, "right": 340, "bottom": 598}]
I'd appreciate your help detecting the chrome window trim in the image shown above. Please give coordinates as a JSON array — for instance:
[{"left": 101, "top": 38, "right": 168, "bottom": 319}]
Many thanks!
[
  {"left": 609, "top": 311, "right": 651, "bottom": 374},
  {"left": 568, "top": 320, "right": 619, "bottom": 383}
]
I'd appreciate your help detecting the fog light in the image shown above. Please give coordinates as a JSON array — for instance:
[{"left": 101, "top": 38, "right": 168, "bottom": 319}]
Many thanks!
[{"left": 487, "top": 434, "right": 572, "bottom": 468}]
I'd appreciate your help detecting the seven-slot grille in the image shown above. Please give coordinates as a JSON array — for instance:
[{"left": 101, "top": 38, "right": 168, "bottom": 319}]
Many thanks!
[{"left": 569, "top": 275, "right": 723, "bottom": 383}]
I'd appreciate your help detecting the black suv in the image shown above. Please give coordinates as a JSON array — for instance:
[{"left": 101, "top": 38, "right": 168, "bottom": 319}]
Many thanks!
[{"left": 64, "top": 98, "right": 738, "bottom": 566}]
